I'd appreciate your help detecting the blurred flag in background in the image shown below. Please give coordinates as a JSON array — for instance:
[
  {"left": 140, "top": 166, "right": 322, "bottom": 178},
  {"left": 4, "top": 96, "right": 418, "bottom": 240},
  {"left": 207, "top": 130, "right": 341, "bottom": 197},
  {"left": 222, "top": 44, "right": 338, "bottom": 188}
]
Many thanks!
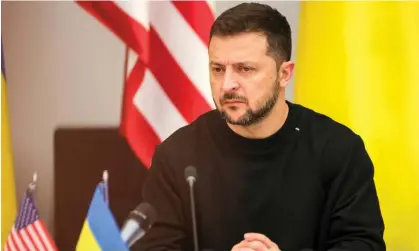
[
  {"left": 76, "top": 1, "right": 215, "bottom": 168},
  {"left": 1, "top": 43, "right": 18, "bottom": 249},
  {"left": 294, "top": 2, "right": 419, "bottom": 250}
]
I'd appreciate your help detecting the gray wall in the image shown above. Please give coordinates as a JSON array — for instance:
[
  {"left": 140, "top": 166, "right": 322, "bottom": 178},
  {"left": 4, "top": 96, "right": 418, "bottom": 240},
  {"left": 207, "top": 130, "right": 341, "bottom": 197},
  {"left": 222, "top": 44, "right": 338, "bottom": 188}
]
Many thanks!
[{"left": 1, "top": 1, "right": 300, "bottom": 233}]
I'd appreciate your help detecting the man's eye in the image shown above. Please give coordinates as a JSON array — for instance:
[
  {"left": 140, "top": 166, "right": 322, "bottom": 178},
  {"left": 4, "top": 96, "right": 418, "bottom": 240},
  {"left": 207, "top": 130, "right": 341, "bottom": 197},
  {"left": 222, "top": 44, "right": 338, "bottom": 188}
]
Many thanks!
[
  {"left": 212, "top": 67, "right": 223, "bottom": 73},
  {"left": 240, "top": 66, "right": 253, "bottom": 72}
]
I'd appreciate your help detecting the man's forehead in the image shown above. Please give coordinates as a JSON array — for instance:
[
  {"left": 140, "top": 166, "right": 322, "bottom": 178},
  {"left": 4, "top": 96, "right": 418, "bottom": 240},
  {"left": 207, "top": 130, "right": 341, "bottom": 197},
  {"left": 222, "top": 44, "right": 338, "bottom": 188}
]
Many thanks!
[
  {"left": 209, "top": 33, "right": 268, "bottom": 62},
  {"left": 210, "top": 59, "right": 257, "bottom": 66},
  {"left": 209, "top": 48, "right": 267, "bottom": 66}
]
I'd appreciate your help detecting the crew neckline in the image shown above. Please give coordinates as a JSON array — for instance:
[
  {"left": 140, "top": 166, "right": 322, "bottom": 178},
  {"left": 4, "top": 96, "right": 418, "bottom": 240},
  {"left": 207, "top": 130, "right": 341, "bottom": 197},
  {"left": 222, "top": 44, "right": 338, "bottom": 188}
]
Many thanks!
[{"left": 212, "top": 101, "right": 300, "bottom": 154}]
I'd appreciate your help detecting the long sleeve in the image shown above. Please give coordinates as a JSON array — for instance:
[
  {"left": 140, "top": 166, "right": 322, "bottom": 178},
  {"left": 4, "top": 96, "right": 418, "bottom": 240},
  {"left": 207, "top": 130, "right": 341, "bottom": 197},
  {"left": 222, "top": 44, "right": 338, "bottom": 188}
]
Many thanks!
[
  {"left": 323, "top": 135, "right": 386, "bottom": 251},
  {"left": 132, "top": 145, "right": 187, "bottom": 251}
]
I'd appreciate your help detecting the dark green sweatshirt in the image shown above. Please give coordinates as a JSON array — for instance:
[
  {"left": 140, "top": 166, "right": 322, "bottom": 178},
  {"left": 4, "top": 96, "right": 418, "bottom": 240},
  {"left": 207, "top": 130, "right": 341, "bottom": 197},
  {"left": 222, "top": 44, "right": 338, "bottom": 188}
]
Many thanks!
[{"left": 134, "top": 101, "right": 385, "bottom": 251}]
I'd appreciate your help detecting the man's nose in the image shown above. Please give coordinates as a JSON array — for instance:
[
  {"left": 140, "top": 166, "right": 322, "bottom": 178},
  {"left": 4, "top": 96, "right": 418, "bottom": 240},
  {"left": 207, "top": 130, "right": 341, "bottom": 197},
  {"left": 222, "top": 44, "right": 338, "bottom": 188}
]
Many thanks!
[{"left": 222, "top": 68, "right": 239, "bottom": 92}]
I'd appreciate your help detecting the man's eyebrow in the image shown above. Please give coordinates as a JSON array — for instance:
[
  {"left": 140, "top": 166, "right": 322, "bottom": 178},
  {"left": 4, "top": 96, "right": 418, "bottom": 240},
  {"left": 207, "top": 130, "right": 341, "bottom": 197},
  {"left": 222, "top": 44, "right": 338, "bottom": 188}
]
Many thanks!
[
  {"left": 209, "top": 61, "right": 224, "bottom": 66},
  {"left": 235, "top": 61, "right": 256, "bottom": 66}
]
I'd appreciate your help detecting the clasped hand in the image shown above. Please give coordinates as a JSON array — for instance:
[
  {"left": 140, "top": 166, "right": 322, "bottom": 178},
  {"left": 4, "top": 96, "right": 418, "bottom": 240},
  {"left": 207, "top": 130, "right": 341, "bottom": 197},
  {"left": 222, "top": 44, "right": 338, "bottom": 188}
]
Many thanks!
[{"left": 231, "top": 233, "right": 281, "bottom": 251}]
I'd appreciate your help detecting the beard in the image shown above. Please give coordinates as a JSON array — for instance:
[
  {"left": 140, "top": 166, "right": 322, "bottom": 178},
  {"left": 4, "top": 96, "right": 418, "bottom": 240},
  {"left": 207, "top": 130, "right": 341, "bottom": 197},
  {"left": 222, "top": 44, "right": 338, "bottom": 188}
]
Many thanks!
[{"left": 216, "top": 78, "right": 280, "bottom": 126}]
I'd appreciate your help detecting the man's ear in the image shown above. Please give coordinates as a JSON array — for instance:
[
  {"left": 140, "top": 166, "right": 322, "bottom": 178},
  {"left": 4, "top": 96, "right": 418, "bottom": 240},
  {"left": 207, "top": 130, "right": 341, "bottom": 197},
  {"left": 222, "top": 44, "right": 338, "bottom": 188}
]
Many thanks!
[{"left": 278, "top": 61, "right": 295, "bottom": 88}]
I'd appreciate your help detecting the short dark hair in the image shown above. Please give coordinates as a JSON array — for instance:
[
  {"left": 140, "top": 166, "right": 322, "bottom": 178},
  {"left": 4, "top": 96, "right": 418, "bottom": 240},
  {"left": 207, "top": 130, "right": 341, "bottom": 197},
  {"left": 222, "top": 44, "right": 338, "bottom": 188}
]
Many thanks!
[{"left": 209, "top": 2, "right": 292, "bottom": 64}]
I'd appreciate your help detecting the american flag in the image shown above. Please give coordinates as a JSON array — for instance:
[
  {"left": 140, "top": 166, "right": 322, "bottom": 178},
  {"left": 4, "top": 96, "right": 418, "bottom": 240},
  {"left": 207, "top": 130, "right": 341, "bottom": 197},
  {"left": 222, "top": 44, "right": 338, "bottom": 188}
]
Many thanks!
[
  {"left": 4, "top": 189, "right": 57, "bottom": 251},
  {"left": 76, "top": 1, "right": 216, "bottom": 167}
]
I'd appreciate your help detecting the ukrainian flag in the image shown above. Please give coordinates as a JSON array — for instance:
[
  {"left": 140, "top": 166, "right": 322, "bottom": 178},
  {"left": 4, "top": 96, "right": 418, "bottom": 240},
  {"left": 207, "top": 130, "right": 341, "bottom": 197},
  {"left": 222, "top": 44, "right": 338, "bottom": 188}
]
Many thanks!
[
  {"left": 294, "top": 2, "right": 419, "bottom": 250},
  {"left": 76, "top": 183, "right": 128, "bottom": 251},
  {"left": 1, "top": 42, "right": 17, "bottom": 248}
]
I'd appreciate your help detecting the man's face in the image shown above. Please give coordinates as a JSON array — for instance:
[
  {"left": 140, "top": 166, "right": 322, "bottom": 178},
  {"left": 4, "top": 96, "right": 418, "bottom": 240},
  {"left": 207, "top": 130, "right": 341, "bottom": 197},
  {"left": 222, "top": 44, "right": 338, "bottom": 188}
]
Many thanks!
[{"left": 208, "top": 32, "right": 282, "bottom": 126}]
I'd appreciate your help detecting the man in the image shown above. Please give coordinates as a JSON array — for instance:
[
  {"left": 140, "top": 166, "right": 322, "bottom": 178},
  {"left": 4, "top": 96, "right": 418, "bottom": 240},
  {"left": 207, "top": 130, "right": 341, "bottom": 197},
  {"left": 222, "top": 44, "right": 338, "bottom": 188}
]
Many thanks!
[{"left": 135, "top": 2, "right": 385, "bottom": 251}]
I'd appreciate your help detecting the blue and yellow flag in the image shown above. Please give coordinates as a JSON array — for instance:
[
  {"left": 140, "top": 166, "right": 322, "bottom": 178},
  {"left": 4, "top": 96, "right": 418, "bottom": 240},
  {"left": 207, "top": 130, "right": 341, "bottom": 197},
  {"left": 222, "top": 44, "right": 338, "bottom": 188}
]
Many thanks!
[
  {"left": 1, "top": 43, "right": 17, "bottom": 248},
  {"left": 76, "top": 183, "right": 128, "bottom": 251},
  {"left": 294, "top": 2, "right": 419, "bottom": 250}
]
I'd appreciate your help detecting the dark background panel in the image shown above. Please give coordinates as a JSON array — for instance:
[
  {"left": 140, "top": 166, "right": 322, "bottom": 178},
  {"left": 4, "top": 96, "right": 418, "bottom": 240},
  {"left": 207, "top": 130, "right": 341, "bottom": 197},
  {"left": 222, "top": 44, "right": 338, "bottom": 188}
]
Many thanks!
[{"left": 54, "top": 127, "right": 148, "bottom": 250}]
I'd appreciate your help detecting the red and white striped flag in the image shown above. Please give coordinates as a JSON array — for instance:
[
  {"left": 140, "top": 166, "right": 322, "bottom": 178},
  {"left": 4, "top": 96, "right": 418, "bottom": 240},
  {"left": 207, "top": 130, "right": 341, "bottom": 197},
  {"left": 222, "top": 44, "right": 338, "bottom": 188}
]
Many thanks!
[
  {"left": 77, "top": 1, "right": 216, "bottom": 167},
  {"left": 4, "top": 188, "right": 57, "bottom": 251}
]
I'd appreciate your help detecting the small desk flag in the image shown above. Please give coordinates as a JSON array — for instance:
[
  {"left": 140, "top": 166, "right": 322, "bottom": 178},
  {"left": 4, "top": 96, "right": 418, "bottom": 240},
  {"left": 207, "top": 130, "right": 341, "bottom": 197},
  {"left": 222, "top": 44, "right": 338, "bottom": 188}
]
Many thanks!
[
  {"left": 76, "top": 182, "right": 128, "bottom": 251},
  {"left": 3, "top": 184, "right": 57, "bottom": 251}
]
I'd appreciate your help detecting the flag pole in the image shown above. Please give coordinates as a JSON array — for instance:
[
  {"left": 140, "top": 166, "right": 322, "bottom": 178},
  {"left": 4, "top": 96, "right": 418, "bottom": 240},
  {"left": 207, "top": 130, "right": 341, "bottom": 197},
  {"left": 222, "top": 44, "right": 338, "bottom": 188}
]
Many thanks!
[
  {"left": 28, "top": 172, "right": 37, "bottom": 192},
  {"left": 119, "top": 45, "right": 130, "bottom": 134},
  {"left": 103, "top": 170, "right": 109, "bottom": 206},
  {"left": 123, "top": 45, "right": 129, "bottom": 86}
]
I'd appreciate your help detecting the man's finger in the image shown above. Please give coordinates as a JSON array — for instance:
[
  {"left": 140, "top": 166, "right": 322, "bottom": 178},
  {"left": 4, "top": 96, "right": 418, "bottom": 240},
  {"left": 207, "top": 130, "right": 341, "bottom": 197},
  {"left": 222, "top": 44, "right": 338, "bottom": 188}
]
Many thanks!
[
  {"left": 231, "top": 240, "right": 249, "bottom": 251},
  {"left": 244, "top": 233, "right": 279, "bottom": 249},
  {"left": 248, "top": 240, "right": 266, "bottom": 251},
  {"left": 232, "top": 240, "right": 266, "bottom": 251}
]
